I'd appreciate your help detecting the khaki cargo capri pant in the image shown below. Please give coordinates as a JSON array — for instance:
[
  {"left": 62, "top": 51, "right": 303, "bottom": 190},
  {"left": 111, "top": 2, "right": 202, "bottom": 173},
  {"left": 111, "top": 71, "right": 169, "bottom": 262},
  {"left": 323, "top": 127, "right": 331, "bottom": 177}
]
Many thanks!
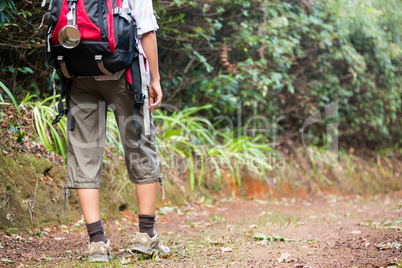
[{"left": 65, "top": 73, "right": 160, "bottom": 189}]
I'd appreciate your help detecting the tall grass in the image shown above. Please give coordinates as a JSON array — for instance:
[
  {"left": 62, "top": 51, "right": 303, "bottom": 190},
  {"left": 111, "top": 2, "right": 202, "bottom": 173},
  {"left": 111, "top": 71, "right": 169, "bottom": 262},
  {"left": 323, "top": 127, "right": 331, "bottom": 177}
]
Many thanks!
[
  {"left": 153, "top": 105, "right": 276, "bottom": 190},
  {"left": 0, "top": 81, "right": 21, "bottom": 117},
  {"left": 22, "top": 94, "right": 68, "bottom": 156},
  {"left": 22, "top": 95, "right": 124, "bottom": 158},
  {"left": 21, "top": 98, "right": 275, "bottom": 190}
]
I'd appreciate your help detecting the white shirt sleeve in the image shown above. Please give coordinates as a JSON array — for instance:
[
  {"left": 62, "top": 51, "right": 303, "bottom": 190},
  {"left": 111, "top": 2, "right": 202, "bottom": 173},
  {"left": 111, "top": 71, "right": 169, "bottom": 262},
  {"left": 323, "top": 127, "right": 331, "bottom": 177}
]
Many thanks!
[{"left": 128, "top": 0, "right": 159, "bottom": 37}]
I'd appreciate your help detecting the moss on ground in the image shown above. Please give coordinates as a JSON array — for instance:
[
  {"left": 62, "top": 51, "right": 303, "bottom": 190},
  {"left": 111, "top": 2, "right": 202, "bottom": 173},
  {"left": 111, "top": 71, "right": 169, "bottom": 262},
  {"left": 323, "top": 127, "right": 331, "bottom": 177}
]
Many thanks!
[
  {"left": 0, "top": 152, "right": 78, "bottom": 229},
  {"left": 0, "top": 154, "right": 202, "bottom": 230}
]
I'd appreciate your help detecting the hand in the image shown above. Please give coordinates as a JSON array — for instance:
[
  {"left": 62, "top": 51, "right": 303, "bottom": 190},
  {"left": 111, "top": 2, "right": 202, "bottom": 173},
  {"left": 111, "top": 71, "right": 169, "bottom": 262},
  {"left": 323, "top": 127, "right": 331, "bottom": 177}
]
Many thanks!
[{"left": 148, "top": 79, "right": 163, "bottom": 112}]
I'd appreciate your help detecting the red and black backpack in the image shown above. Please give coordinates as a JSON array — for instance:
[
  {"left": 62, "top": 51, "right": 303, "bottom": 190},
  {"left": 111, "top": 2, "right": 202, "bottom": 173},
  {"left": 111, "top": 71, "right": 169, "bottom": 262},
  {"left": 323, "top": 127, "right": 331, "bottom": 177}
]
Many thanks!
[{"left": 46, "top": 0, "right": 147, "bottom": 152}]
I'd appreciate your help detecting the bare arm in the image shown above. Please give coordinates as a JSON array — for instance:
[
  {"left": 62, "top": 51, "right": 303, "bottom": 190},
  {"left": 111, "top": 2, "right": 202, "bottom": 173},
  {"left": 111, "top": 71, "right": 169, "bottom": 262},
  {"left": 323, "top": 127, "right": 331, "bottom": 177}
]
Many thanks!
[{"left": 140, "top": 31, "right": 162, "bottom": 112}]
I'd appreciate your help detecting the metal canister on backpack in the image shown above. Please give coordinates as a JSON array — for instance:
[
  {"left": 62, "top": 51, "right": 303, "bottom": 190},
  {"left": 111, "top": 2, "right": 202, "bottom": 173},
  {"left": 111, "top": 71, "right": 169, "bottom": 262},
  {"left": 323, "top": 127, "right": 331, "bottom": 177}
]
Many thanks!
[{"left": 58, "top": 1, "right": 80, "bottom": 49}]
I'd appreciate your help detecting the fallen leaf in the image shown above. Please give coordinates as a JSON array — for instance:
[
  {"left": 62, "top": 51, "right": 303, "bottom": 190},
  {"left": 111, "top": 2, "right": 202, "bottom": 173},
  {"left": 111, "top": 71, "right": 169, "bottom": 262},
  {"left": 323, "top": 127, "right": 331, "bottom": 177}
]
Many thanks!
[
  {"left": 206, "top": 236, "right": 224, "bottom": 245},
  {"left": 60, "top": 225, "right": 69, "bottom": 233},
  {"left": 376, "top": 242, "right": 392, "bottom": 250},
  {"left": 277, "top": 252, "right": 291, "bottom": 263},
  {"left": 294, "top": 264, "right": 310, "bottom": 268},
  {"left": 257, "top": 240, "right": 268, "bottom": 246},
  {"left": 253, "top": 199, "right": 268, "bottom": 204},
  {"left": 221, "top": 247, "right": 232, "bottom": 253},
  {"left": 12, "top": 234, "right": 23, "bottom": 241},
  {"left": 121, "top": 257, "right": 132, "bottom": 264},
  {"left": 74, "top": 218, "right": 85, "bottom": 227}
]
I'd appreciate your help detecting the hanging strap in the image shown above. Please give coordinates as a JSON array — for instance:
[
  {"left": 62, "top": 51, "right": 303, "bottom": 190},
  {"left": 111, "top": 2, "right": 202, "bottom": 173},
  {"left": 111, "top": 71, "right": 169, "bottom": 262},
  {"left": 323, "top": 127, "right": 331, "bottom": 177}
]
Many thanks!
[
  {"left": 57, "top": 56, "right": 72, "bottom": 78},
  {"left": 138, "top": 53, "right": 151, "bottom": 136},
  {"left": 133, "top": 105, "right": 143, "bottom": 153},
  {"left": 95, "top": 55, "right": 113, "bottom": 76},
  {"left": 159, "top": 174, "right": 166, "bottom": 200},
  {"left": 129, "top": 53, "right": 148, "bottom": 153},
  {"left": 41, "top": 0, "right": 54, "bottom": 9},
  {"left": 52, "top": 68, "right": 57, "bottom": 118},
  {"left": 52, "top": 74, "right": 72, "bottom": 124},
  {"left": 63, "top": 186, "right": 70, "bottom": 209},
  {"left": 38, "top": 12, "right": 49, "bottom": 29}
]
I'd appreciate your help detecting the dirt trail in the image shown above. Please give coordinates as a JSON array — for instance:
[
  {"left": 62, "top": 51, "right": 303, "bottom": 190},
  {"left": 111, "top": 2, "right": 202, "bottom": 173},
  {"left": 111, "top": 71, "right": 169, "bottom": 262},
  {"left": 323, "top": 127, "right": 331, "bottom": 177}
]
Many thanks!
[{"left": 1, "top": 191, "right": 401, "bottom": 267}]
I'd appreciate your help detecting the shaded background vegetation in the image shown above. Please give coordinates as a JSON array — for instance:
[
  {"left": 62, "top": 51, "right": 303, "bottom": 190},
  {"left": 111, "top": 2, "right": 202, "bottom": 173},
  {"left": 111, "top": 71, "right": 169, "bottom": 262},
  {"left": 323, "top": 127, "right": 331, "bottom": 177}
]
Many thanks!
[{"left": 1, "top": 0, "right": 400, "bottom": 150}]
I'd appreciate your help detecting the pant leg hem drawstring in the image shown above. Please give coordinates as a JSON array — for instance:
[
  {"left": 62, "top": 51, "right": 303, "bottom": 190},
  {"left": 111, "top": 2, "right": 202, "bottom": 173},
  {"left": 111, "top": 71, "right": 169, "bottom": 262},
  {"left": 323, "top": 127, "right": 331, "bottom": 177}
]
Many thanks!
[
  {"left": 158, "top": 174, "right": 166, "bottom": 200},
  {"left": 63, "top": 185, "right": 70, "bottom": 209}
]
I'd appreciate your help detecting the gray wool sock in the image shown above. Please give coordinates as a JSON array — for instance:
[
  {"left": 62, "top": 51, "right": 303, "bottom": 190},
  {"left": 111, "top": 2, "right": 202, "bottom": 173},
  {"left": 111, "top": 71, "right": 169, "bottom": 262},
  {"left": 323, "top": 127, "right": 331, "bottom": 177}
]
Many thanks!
[
  {"left": 138, "top": 214, "right": 156, "bottom": 238},
  {"left": 86, "top": 219, "right": 107, "bottom": 243}
]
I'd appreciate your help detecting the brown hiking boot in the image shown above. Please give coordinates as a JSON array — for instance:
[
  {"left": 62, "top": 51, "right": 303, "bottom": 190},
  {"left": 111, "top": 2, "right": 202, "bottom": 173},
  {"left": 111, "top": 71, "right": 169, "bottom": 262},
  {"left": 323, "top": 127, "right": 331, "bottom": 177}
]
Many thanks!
[
  {"left": 87, "top": 239, "right": 111, "bottom": 262},
  {"left": 131, "top": 232, "right": 171, "bottom": 257}
]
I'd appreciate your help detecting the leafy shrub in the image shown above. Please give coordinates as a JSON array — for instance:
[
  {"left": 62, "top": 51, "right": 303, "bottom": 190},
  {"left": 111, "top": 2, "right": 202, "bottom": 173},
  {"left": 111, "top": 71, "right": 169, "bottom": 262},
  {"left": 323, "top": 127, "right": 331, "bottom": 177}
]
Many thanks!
[{"left": 154, "top": 0, "right": 401, "bottom": 147}]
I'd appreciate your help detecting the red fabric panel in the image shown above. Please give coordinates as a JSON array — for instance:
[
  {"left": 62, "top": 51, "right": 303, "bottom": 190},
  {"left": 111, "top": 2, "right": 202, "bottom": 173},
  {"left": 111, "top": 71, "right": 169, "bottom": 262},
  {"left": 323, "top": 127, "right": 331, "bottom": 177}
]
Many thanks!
[
  {"left": 76, "top": 0, "right": 101, "bottom": 41},
  {"left": 116, "top": 0, "right": 123, "bottom": 8},
  {"left": 52, "top": 0, "right": 69, "bottom": 44},
  {"left": 52, "top": 0, "right": 101, "bottom": 44},
  {"left": 126, "top": 67, "right": 132, "bottom": 84},
  {"left": 106, "top": 0, "right": 113, "bottom": 20},
  {"left": 106, "top": 0, "right": 115, "bottom": 52},
  {"left": 106, "top": 14, "right": 115, "bottom": 53}
]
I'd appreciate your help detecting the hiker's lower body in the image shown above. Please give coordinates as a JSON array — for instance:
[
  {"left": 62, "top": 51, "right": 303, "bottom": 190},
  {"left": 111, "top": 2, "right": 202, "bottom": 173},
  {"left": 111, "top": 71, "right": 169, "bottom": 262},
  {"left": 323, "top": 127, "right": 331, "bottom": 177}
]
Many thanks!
[
  {"left": 64, "top": 73, "right": 168, "bottom": 261},
  {"left": 65, "top": 73, "right": 160, "bottom": 187}
]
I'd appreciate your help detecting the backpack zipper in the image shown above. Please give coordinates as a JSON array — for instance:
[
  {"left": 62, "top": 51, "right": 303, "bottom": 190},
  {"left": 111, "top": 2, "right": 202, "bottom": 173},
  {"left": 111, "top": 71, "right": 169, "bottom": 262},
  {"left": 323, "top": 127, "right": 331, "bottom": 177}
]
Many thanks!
[{"left": 99, "top": 0, "right": 106, "bottom": 41}]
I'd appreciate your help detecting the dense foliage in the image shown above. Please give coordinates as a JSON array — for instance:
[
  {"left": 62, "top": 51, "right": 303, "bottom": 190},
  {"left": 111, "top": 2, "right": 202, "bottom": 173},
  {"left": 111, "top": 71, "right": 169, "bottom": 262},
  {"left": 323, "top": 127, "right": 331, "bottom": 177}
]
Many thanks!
[{"left": 0, "top": 0, "right": 400, "bottom": 148}]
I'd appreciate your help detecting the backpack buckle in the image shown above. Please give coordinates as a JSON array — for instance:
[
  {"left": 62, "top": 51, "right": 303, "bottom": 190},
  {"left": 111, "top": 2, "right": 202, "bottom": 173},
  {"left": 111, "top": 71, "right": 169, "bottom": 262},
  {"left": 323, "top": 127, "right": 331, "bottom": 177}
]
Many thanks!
[{"left": 135, "top": 93, "right": 145, "bottom": 106}]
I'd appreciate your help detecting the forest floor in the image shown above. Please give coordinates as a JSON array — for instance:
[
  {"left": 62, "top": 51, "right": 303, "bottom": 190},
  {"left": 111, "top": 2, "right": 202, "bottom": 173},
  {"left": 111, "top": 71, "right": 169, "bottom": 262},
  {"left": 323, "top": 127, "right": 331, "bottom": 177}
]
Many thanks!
[{"left": 0, "top": 191, "right": 401, "bottom": 267}]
